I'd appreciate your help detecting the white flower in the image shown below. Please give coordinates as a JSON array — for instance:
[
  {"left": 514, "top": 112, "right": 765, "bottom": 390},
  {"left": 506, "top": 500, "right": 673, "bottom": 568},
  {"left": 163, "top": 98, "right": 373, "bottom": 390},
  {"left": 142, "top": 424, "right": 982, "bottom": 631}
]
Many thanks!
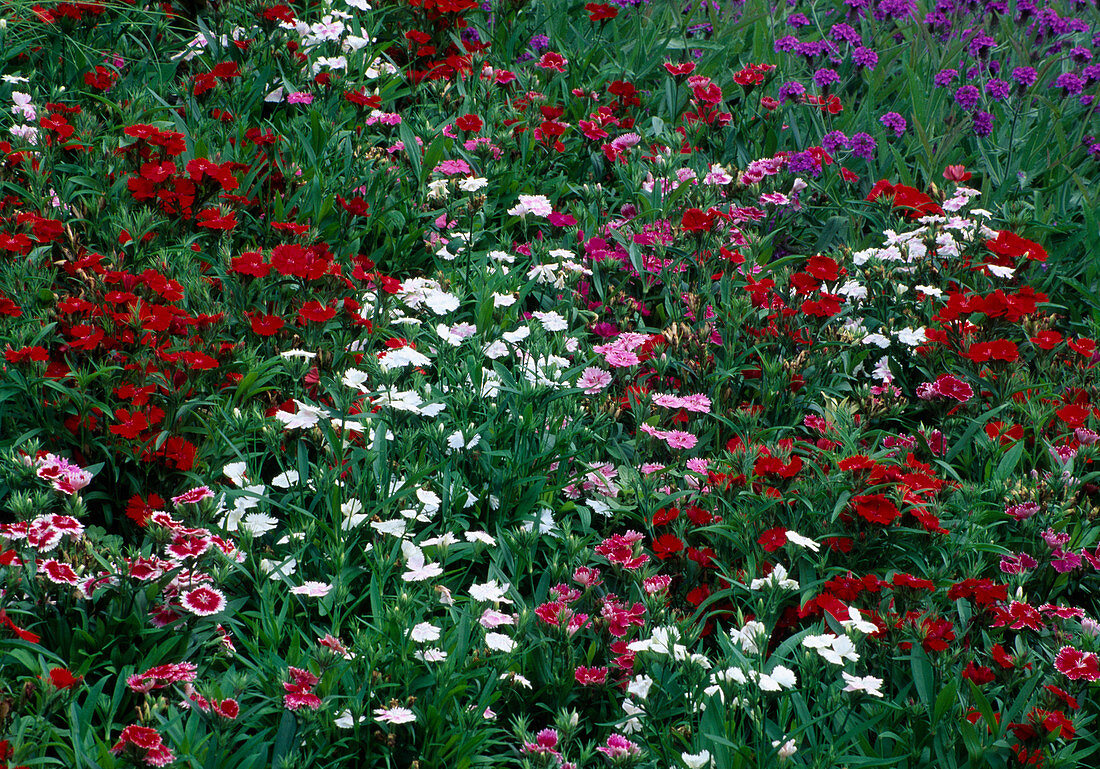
[
  {"left": 424, "top": 290, "right": 460, "bottom": 315},
  {"left": 401, "top": 543, "right": 443, "bottom": 582},
  {"left": 279, "top": 349, "right": 317, "bottom": 360},
  {"left": 785, "top": 530, "right": 820, "bottom": 552},
  {"left": 501, "top": 326, "right": 530, "bottom": 344},
  {"left": 841, "top": 672, "right": 884, "bottom": 697},
  {"left": 241, "top": 512, "right": 278, "bottom": 536},
  {"left": 342, "top": 368, "right": 370, "bottom": 391},
  {"left": 753, "top": 665, "right": 797, "bottom": 692},
  {"left": 627, "top": 675, "right": 654, "bottom": 699},
  {"left": 416, "top": 648, "right": 447, "bottom": 663},
  {"left": 817, "top": 635, "right": 860, "bottom": 666},
  {"left": 507, "top": 194, "right": 552, "bottom": 217},
  {"left": 532, "top": 311, "right": 568, "bottom": 332},
  {"left": 915, "top": 284, "right": 943, "bottom": 298},
  {"left": 499, "top": 671, "right": 532, "bottom": 689},
  {"left": 469, "top": 579, "right": 512, "bottom": 604},
  {"left": 335, "top": 709, "right": 366, "bottom": 728},
  {"left": 895, "top": 327, "right": 927, "bottom": 347},
  {"left": 484, "top": 632, "right": 516, "bottom": 652},
  {"left": 731, "top": 620, "right": 767, "bottom": 654},
  {"left": 223, "top": 461, "right": 249, "bottom": 487},
  {"left": 260, "top": 557, "right": 297, "bottom": 580},
  {"left": 841, "top": 608, "right": 878, "bottom": 635},
  {"left": 411, "top": 622, "right": 441, "bottom": 643},
  {"left": 492, "top": 292, "right": 517, "bottom": 307},
  {"left": 458, "top": 177, "right": 488, "bottom": 192},
  {"left": 773, "top": 738, "right": 797, "bottom": 759},
  {"left": 464, "top": 530, "right": 495, "bottom": 545},
  {"left": 987, "top": 264, "right": 1015, "bottom": 278},
  {"left": 271, "top": 470, "right": 300, "bottom": 488},
  {"left": 682, "top": 750, "right": 712, "bottom": 768},
  {"left": 374, "top": 706, "right": 416, "bottom": 725},
  {"left": 862, "top": 333, "right": 891, "bottom": 348},
  {"left": 749, "top": 563, "right": 799, "bottom": 591},
  {"left": 275, "top": 400, "right": 327, "bottom": 429},
  {"left": 291, "top": 581, "right": 333, "bottom": 597},
  {"left": 370, "top": 519, "right": 407, "bottom": 537},
  {"left": 379, "top": 347, "right": 432, "bottom": 371}
]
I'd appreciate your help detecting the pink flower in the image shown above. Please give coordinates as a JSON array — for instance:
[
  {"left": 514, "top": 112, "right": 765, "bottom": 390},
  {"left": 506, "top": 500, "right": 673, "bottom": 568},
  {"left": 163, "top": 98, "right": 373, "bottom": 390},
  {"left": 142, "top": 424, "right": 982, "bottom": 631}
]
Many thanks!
[
  {"left": 1055, "top": 646, "right": 1100, "bottom": 681},
  {"left": 434, "top": 159, "right": 471, "bottom": 176},
  {"left": 287, "top": 91, "right": 313, "bottom": 104},
  {"left": 643, "top": 574, "right": 672, "bottom": 594},
  {"left": 171, "top": 486, "right": 213, "bottom": 506},
  {"left": 663, "top": 430, "right": 697, "bottom": 449},
  {"left": 180, "top": 585, "right": 227, "bottom": 616},
  {"left": 572, "top": 566, "right": 603, "bottom": 587},
  {"left": 523, "top": 728, "right": 560, "bottom": 756},
  {"left": 536, "top": 52, "right": 568, "bottom": 72},
  {"left": 574, "top": 665, "right": 608, "bottom": 685},
  {"left": 596, "top": 733, "right": 641, "bottom": 759},
  {"left": 603, "top": 348, "right": 640, "bottom": 367},
  {"left": 38, "top": 559, "right": 79, "bottom": 585},
  {"left": 291, "top": 581, "right": 332, "bottom": 597},
  {"left": 578, "top": 366, "right": 612, "bottom": 393}
]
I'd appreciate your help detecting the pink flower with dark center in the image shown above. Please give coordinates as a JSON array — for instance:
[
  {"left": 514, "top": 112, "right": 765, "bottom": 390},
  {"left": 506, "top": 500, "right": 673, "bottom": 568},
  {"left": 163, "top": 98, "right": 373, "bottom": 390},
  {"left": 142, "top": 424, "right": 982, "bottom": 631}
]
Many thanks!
[
  {"left": 38, "top": 559, "right": 79, "bottom": 585},
  {"left": 172, "top": 486, "right": 213, "bottom": 506},
  {"left": 574, "top": 665, "right": 608, "bottom": 685},
  {"left": 180, "top": 585, "right": 227, "bottom": 616},
  {"left": 1055, "top": 646, "right": 1100, "bottom": 681}
]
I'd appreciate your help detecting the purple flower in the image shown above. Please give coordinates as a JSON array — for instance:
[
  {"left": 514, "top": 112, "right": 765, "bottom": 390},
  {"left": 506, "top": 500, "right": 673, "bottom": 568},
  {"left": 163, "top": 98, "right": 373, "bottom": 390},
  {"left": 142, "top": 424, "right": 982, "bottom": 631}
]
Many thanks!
[
  {"left": 973, "top": 111, "right": 994, "bottom": 137},
  {"left": 822, "top": 130, "right": 848, "bottom": 153},
  {"left": 787, "top": 13, "right": 811, "bottom": 27},
  {"left": 786, "top": 150, "right": 820, "bottom": 177},
  {"left": 1070, "top": 46, "right": 1092, "bottom": 64},
  {"left": 967, "top": 32, "right": 996, "bottom": 59},
  {"left": 1053, "top": 72, "right": 1085, "bottom": 95},
  {"left": 778, "top": 81, "right": 806, "bottom": 103},
  {"left": 848, "top": 132, "right": 876, "bottom": 161},
  {"left": 851, "top": 46, "right": 878, "bottom": 69},
  {"left": 528, "top": 34, "right": 550, "bottom": 51},
  {"left": 934, "top": 68, "right": 958, "bottom": 87},
  {"left": 813, "top": 68, "right": 840, "bottom": 88},
  {"left": 830, "top": 22, "right": 861, "bottom": 45},
  {"left": 985, "top": 79, "right": 1010, "bottom": 100},
  {"left": 774, "top": 35, "right": 799, "bottom": 53},
  {"left": 879, "top": 111, "right": 906, "bottom": 137},
  {"left": 1084, "top": 65, "right": 1100, "bottom": 85},
  {"left": 1012, "top": 66, "right": 1037, "bottom": 88},
  {"left": 954, "top": 84, "right": 981, "bottom": 111}
]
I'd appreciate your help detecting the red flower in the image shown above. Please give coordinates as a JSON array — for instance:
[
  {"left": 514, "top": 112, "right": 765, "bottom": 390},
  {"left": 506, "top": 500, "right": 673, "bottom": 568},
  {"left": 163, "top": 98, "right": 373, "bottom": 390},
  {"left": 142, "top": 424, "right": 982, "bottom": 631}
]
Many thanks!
[
  {"left": 850, "top": 494, "right": 900, "bottom": 525},
  {"left": 297, "top": 301, "right": 337, "bottom": 324},
  {"left": 757, "top": 527, "right": 788, "bottom": 552},
  {"left": 664, "top": 61, "right": 696, "bottom": 76},
  {"left": 455, "top": 113, "right": 483, "bottom": 131},
  {"left": 110, "top": 409, "right": 149, "bottom": 440},
  {"left": 1031, "top": 330, "right": 1063, "bottom": 350},
  {"left": 680, "top": 207, "right": 714, "bottom": 233},
  {"left": 1068, "top": 337, "right": 1096, "bottom": 357},
  {"left": 49, "top": 667, "right": 83, "bottom": 689},
  {"left": 651, "top": 534, "right": 684, "bottom": 560},
  {"left": 250, "top": 313, "right": 285, "bottom": 336},
  {"left": 986, "top": 230, "right": 1047, "bottom": 263},
  {"left": 585, "top": 2, "right": 618, "bottom": 20}
]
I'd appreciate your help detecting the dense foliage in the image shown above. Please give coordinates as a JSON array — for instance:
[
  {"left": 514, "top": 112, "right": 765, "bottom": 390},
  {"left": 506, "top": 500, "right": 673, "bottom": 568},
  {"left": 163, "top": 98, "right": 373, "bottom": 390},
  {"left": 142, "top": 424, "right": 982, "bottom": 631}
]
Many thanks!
[{"left": 1, "top": 0, "right": 1100, "bottom": 766}]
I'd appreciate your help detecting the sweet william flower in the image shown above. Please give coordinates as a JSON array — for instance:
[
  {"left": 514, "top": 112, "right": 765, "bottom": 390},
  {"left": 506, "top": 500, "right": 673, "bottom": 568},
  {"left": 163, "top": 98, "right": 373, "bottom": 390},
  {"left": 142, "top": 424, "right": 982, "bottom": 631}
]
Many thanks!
[{"left": 374, "top": 706, "right": 416, "bottom": 725}]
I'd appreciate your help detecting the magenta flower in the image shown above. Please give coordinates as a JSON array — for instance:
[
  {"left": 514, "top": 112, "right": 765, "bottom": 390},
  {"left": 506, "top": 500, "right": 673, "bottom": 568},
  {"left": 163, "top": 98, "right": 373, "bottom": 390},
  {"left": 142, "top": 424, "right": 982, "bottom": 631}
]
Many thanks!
[{"left": 287, "top": 91, "right": 313, "bottom": 105}]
